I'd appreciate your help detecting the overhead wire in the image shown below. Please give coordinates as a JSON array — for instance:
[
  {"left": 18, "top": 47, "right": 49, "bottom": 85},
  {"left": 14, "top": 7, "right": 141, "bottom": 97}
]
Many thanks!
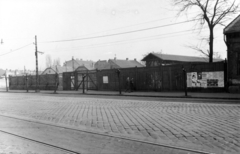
[
  {"left": 43, "top": 27, "right": 209, "bottom": 52},
  {"left": 68, "top": 12, "right": 199, "bottom": 37},
  {"left": 40, "top": 19, "right": 200, "bottom": 43},
  {"left": 0, "top": 43, "right": 33, "bottom": 57}
]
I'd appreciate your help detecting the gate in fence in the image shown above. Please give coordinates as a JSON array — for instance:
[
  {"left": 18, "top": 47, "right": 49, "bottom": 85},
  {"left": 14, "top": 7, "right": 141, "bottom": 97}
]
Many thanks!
[{"left": 62, "top": 70, "right": 97, "bottom": 91}]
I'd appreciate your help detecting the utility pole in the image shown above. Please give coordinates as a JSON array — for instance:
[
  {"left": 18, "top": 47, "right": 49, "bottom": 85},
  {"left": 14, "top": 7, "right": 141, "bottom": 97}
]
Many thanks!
[
  {"left": 35, "top": 35, "right": 39, "bottom": 92},
  {"left": 72, "top": 56, "right": 75, "bottom": 70}
]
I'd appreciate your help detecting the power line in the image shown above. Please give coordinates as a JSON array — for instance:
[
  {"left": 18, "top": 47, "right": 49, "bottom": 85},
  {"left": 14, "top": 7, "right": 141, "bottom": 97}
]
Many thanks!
[
  {"left": 40, "top": 19, "right": 199, "bottom": 43},
  {"left": 0, "top": 43, "right": 32, "bottom": 57},
  {"left": 72, "top": 12, "right": 199, "bottom": 37},
  {"left": 43, "top": 27, "right": 209, "bottom": 52}
]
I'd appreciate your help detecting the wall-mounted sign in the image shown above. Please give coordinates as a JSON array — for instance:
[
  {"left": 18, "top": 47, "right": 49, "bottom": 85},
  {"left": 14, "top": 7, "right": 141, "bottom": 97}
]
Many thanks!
[
  {"left": 187, "top": 71, "right": 224, "bottom": 88},
  {"left": 103, "top": 76, "right": 108, "bottom": 84}
]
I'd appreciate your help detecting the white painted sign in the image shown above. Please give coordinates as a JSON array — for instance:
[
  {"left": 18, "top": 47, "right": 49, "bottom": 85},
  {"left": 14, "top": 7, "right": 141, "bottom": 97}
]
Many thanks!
[{"left": 103, "top": 76, "right": 108, "bottom": 84}]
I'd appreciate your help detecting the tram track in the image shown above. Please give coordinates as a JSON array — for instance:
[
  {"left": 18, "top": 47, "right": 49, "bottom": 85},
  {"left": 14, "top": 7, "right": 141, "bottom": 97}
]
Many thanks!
[
  {"left": 0, "top": 114, "right": 215, "bottom": 154},
  {"left": 0, "top": 129, "right": 81, "bottom": 154}
]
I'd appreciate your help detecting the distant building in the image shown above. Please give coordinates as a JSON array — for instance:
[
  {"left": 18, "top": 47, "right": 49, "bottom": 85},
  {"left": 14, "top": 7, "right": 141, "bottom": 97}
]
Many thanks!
[
  {"left": 224, "top": 14, "right": 240, "bottom": 92},
  {"left": 142, "top": 53, "right": 223, "bottom": 67},
  {"left": 94, "top": 60, "right": 111, "bottom": 70},
  {"left": 63, "top": 58, "right": 95, "bottom": 70},
  {"left": 41, "top": 66, "right": 74, "bottom": 75},
  {"left": 75, "top": 65, "right": 95, "bottom": 72},
  {"left": 95, "top": 58, "right": 144, "bottom": 70},
  {"left": 3, "top": 69, "right": 37, "bottom": 76}
]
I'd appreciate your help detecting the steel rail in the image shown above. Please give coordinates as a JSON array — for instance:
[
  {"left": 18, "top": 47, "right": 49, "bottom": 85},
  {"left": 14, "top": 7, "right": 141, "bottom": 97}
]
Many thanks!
[
  {"left": 0, "top": 129, "right": 81, "bottom": 154},
  {"left": 0, "top": 114, "right": 215, "bottom": 154}
]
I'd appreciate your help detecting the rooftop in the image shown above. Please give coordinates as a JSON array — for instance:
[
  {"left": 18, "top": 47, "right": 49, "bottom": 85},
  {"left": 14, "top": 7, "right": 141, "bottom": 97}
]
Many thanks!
[
  {"left": 142, "top": 53, "right": 223, "bottom": 63},
  {"left": 109, "top": 58, "right": 144, "bottom": 68},
  {"left": 224, "top": 14, "right": 240, "bottom": 34}
]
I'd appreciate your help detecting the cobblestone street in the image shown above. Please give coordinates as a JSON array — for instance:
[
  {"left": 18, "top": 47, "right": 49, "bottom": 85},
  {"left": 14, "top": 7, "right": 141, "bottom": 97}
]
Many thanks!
[{"left": 0, "top": 93, "right": 239, "bottom": 154}]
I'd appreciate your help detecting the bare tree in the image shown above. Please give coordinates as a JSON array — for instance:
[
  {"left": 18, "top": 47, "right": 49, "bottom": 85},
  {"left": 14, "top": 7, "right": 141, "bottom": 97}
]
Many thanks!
[
  {"left": 174, "top": 0, "right": 239, "bottom": 62},
  {"left": 45, "top": 54, "right": 52, "bottom": 68},
  {"left": 53, "top": 58, "right": 61, "bottom": 66}
]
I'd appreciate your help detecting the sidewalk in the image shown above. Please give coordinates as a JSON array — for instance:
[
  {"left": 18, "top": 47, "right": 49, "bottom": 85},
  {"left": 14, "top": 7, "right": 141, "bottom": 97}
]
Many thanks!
[{"left": 1, "top": 88, "right": 240, "bottom": 100}]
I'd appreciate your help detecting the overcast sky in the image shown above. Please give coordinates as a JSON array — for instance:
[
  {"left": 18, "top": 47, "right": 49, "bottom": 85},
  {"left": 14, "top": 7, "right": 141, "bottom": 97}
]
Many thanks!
[{"left": 0, "top": 0, "right": 238, "bottom": 70}]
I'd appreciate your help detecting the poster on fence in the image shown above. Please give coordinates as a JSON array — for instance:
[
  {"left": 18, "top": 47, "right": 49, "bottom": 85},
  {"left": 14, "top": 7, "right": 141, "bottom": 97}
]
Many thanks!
[
  {"left": 187, "top": 71, "right": 224, "bottom": 88},
  {"left": 103, "top": 76, "right": 108, "bottom": 84}
]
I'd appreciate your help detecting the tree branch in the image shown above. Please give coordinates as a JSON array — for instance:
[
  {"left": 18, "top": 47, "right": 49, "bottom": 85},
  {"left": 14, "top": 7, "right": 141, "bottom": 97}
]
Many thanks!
[{"left": 211, "top": 0, "right": 220, "bottom": 25}]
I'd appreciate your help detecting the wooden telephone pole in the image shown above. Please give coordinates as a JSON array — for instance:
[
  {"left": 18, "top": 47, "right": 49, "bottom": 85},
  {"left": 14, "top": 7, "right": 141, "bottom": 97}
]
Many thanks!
[{"left": 35, "top": 35, "right": 39, "bottom": 92}]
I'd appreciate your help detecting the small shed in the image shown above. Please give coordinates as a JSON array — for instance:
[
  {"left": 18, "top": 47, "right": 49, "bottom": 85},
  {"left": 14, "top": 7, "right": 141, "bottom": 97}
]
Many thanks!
[
  {"left": 224, "top": 14, "right": 240, "bottom": 92},
  {"left": 142, "top": 53, "right": 223, "bottom": 67}
]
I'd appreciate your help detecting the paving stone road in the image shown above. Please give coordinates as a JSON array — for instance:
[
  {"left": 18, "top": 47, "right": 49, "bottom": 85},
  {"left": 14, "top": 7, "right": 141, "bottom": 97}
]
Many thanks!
[{"left": 0, "top": 93, "right": 239, "bottom": 154}]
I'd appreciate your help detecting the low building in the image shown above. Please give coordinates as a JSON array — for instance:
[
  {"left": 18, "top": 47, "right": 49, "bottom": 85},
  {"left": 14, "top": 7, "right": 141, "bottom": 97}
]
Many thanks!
[
  {"left": 95, "top": 58, "right": 144, "bottom": 70},
  {"left": 41, "top": 66, "right": 74, "bottom": 75},
  {"left": 94, "top": 60, "right": 111, "bottom": 70},
  {"left": 63, "top": 58, "right": 95, "bottom": 70},
  {"left": 142, "top": 53, "right": 223, "bottom": 67},
  {"left": 224, "top": 14, "right": 240, "bottom": 92}
]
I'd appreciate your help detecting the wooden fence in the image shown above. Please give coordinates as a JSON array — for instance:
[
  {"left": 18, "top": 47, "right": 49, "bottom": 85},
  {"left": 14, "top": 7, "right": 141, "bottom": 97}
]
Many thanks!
[
  {"left": 8, "top": 61, "right": 227, "bottom": 92},
  {"left": 63, "top": 61, "right": 226, "bottom": 92},
  {"left": 9, "top": 74, "right": 62, "bottom": 90}
]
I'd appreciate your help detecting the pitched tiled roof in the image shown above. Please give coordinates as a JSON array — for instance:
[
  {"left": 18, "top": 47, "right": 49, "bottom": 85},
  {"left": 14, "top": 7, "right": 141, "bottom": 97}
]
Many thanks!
[
  {"left": 53, "top": 66, "right": 74, "bottom": 73},
  {"left": 42, "top": 66, "right": 74, "bottom": 74},
  {"left": 109, "top": 59, "right": 144, "bottom": 68},
  {"left": 75, "top": 65, "right": 95, "bottom": 71},
  {"left": 224, "top": 14, "right": 240, "bottom": 34},
  {"left": 64, "top": 59, "right": 94, "bottom": 69},
  {"left": 94, "top": 60, "right": 111, "bottom": 70},
  {"left": 142, "top": 53, "right": 223, "bottom": 63}
]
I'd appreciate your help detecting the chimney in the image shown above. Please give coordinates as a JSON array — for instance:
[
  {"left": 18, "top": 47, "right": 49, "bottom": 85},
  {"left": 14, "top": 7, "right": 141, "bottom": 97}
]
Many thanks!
[
  {"left": 134, "top": 58, "right": 136, "bottom": 61},
  {"left": 126, "top": 58, "right": 128, "bottom": 60},
  {"left": 114, "top": 57, "right": 116, "bottom": 60}
]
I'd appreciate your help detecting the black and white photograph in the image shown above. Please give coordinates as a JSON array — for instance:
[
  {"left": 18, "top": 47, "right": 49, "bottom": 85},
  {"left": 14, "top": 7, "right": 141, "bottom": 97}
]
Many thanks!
[{"left": 0, "top": 0, "right": 240, "bottom": 153}]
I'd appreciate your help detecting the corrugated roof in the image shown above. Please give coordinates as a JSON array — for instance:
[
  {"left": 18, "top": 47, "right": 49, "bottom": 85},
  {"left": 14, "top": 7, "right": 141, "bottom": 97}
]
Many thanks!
[
  {"left": 109, "top": 59, "right": 144, "bottom": 68},
  {"left": 224, "top": 14, "right": 240, "bottom": 34},
  {"left": 142, "top": 53, "right": 223, "bottom": 63}
]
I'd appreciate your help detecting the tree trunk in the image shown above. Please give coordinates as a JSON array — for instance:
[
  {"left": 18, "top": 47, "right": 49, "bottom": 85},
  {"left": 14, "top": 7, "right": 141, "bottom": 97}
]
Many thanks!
[{"left": 209, "top": 27, "right": 214, "bottom": 63}]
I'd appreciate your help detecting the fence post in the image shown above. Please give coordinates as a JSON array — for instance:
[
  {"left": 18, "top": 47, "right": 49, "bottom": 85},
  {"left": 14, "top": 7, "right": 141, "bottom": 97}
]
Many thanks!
[
  {"left": 5, "top": 73, "right": 8, "bottom": 92},
  {"left": 26, "top": 75, "right": 28, "bottom": 92},
  {"left": 182, "top": 67, "right": 187, "bottom": 97},
  {"left": 82, "top": 74, "right": 86, "bottom": 94},
  {"left": 135, "top": 66, "right": 137, "bottom": 91},
  {"left": 224, "top": 59, "right": 228, "bottom": 92},
  {"left": 54, "top": 73, "right": 58, "bottom": 94},
  {"left": 116, "top": 69, "right": 121, "bottom": 95},
  {"left": 86, "top": 70, "right": 88, "bottom": 91}
]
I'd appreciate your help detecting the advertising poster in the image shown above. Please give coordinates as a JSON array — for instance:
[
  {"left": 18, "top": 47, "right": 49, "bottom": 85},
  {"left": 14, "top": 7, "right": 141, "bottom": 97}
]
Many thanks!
[{"left": 187, "top": 71, "right": 224, "bottom": 88}]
